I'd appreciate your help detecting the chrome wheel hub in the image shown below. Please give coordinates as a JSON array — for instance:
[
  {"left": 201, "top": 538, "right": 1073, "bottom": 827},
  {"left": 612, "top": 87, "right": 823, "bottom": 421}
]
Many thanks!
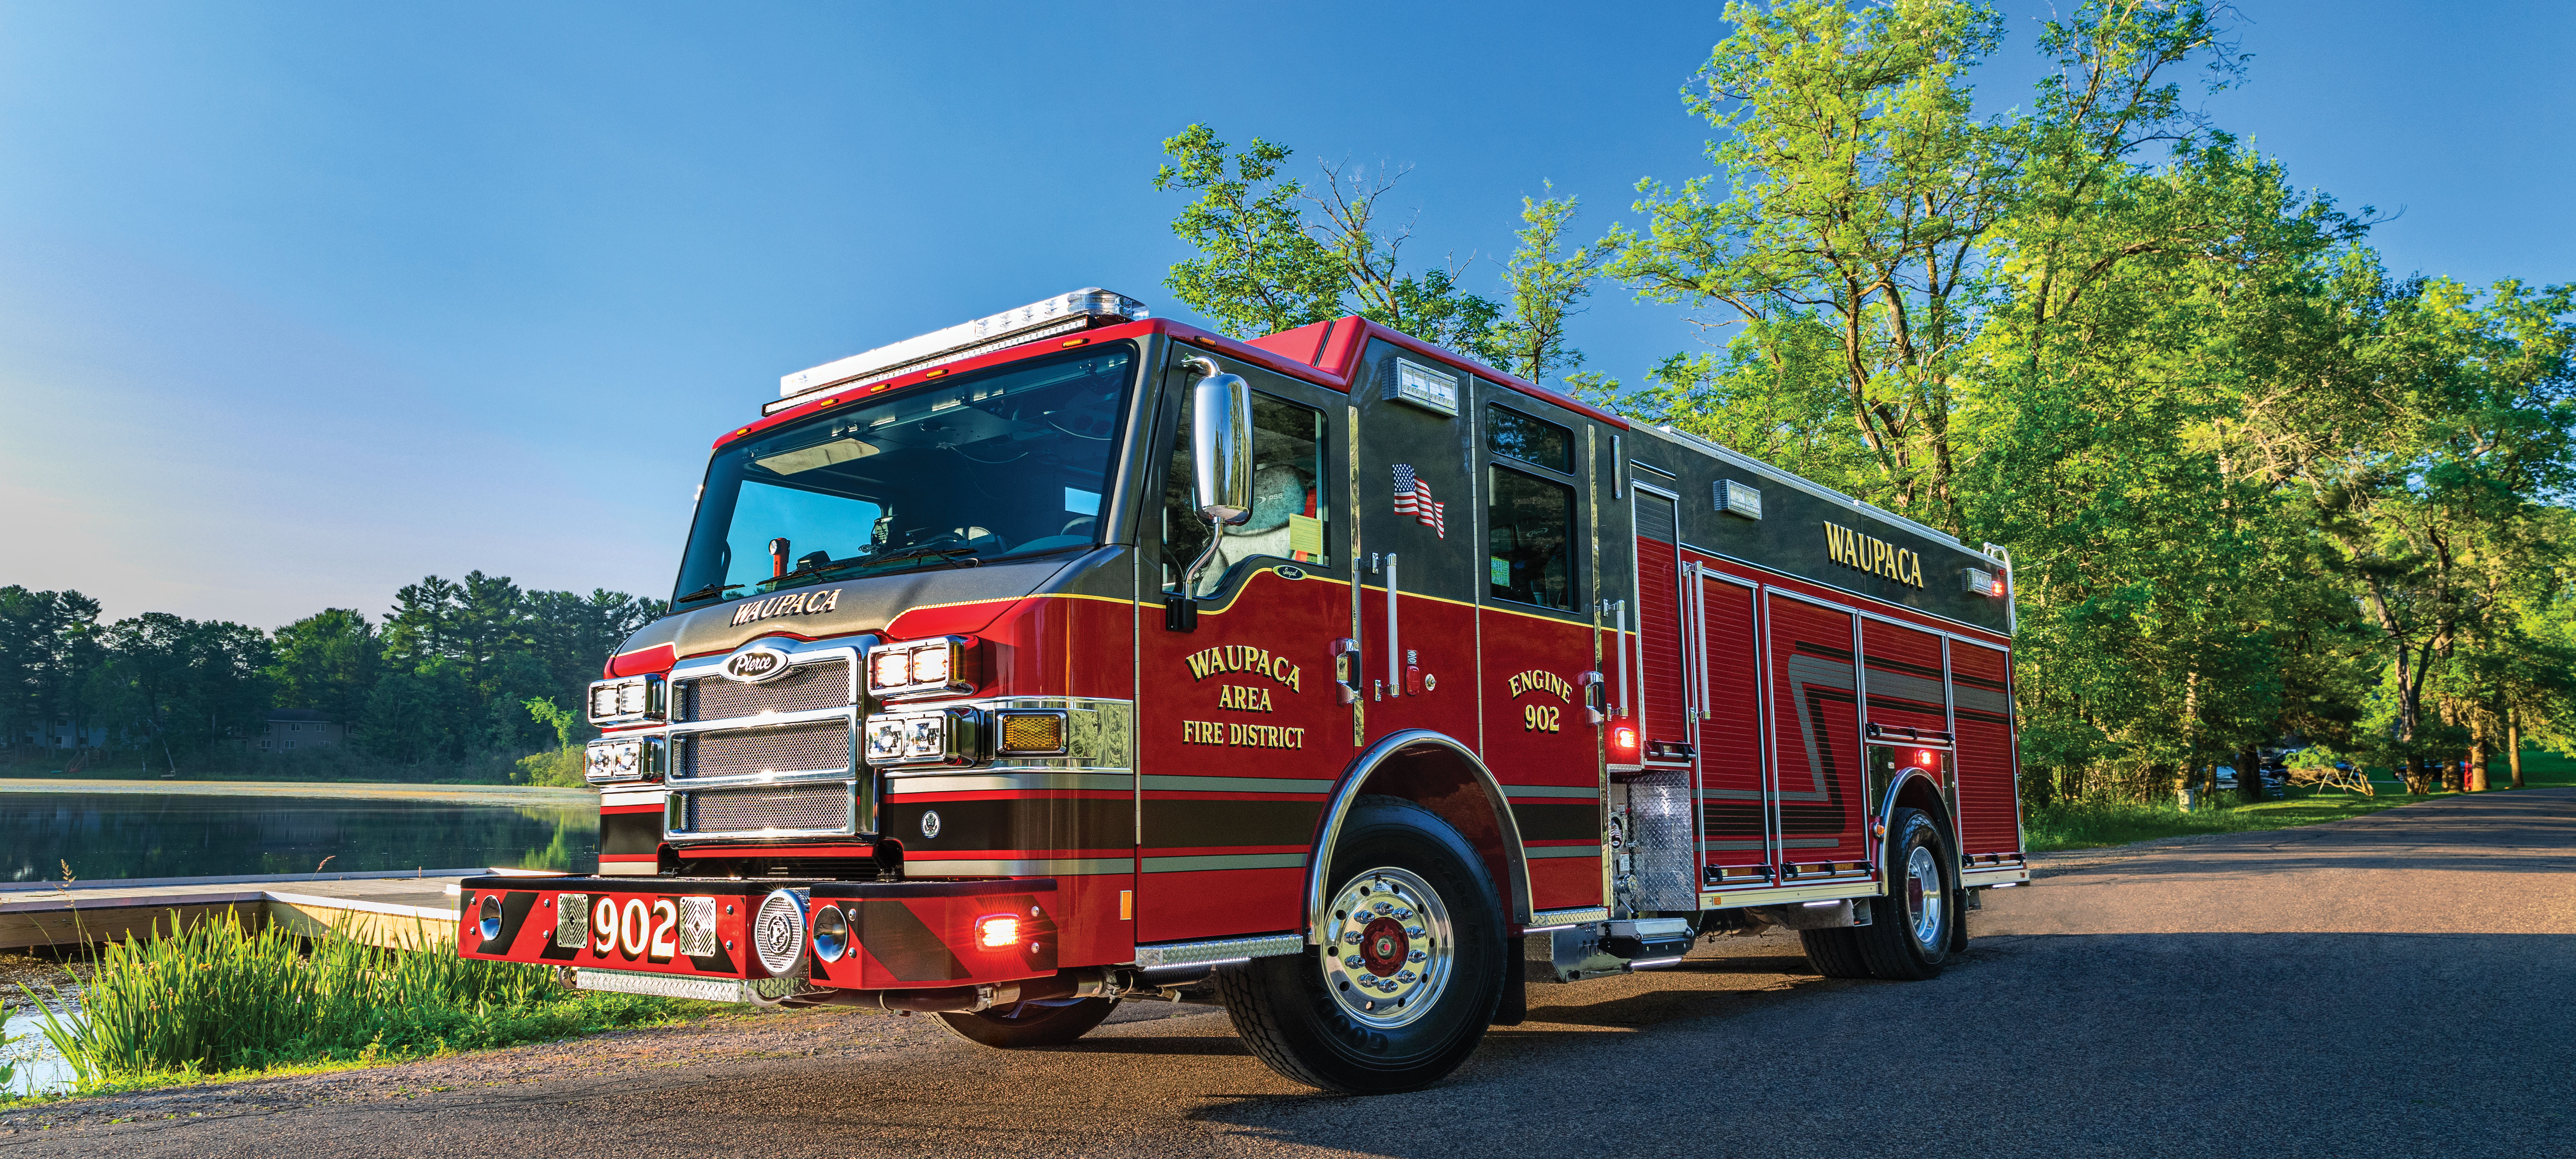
[
  {"left": 1318, "top": 867, "right": 1452, "bottom": 1029},
  {"left": 1904, "top": 844, "right": 1944, "bottom": 950}
]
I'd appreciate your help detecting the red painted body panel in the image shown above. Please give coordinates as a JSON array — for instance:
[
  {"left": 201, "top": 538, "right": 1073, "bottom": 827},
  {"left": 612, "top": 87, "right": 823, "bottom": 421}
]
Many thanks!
[
  {"left": 1633, "top": 535, "right": 1692, "bottom": 760},
  {"left": 458, "top": 880, "right": 761, "bottom": 979},
  {"left": 1765, "top": 593, "right": 1868, "bottom": 867},
  {"left": 1694, "top": 573, "right": 1769, "bottom": 875},
  {"left": 1861, "top": 619, "right": 1952, "bottom": 737},
  {"left": 1133, "top": 568, "right": 1350, "bottom": 943},
  {"left": 1948, "top": 641, "right": 2023, "bottom": 857}
]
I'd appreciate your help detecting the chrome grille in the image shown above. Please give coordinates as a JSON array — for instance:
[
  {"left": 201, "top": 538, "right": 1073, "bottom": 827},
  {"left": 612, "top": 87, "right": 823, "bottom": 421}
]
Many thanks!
[
  {"left": 679, "top": 661, "right": 851, "bottom": 723},
  {"left": 689, "top": 783, "right": 852, "bottom": 833},
  {"left": 677, "top": 721, "right": 851, "bottom": 780}
]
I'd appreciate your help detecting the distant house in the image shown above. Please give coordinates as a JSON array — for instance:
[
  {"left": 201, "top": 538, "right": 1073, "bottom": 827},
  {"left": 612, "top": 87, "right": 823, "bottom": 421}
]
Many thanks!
[
  {"left": 257, "top": 709, "right": 346, "bottom": 752},
  {"left": 6, "top": 722, "right": 110, "bottom": 750}
]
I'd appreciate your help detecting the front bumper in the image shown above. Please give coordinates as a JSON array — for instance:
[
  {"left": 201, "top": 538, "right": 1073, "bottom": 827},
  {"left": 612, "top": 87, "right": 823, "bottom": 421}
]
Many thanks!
[{"left": 455, "top": 875, "right": 1064, "bottom": 996}]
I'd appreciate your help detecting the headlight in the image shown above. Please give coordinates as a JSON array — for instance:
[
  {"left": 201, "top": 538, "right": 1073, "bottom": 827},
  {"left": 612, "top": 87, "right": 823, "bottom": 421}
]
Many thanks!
[
  {"left": 586, "top": 675, "right": 665, "bottom": 725},
  {"left": 583, "top": 736, "right": 664, "bottom": 783},
  {"left": 863, "top": 706, "right": 985, "bottom": 768},
  {"left": 865, "top": 637, "right": 976, "bottom": 700}
]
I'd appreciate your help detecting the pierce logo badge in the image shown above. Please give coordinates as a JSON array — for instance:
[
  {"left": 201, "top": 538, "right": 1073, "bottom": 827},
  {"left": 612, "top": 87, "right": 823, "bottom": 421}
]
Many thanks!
[{"left": 720, "top": 645, "right": 792, "bottom": 683}]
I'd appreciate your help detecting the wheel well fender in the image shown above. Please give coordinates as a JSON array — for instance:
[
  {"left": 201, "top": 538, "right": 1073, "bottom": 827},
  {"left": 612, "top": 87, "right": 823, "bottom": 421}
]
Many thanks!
[
  {"left": 1304, "top": 729, "right": 1533, "bottom": 943},
  {"left": 1879, "top": 769, "right": 1955, "bottom": 868}
]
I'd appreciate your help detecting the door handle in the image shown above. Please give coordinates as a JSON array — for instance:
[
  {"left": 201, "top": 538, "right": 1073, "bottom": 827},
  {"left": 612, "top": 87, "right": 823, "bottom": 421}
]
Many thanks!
[{"left": 1331, "top": 638, "right": 1363, "bottom": 706}]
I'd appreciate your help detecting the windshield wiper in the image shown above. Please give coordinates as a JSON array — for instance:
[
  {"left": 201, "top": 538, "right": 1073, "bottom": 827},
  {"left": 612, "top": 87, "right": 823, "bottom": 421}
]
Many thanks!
[
  {"left": 850, "top": 546, "right": 983, "bottom": 574},
  {"left": 674, "top": 581, "right": 744, "bottom": 605},
  {"left": 756, "top": 547, "right": 981, "bottom": 592}
]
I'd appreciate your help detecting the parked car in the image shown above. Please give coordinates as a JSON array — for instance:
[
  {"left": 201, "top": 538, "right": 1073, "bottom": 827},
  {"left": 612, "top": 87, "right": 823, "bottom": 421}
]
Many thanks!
[{"left": 2213, "top": 765, "right": 2287, "bottom": 799}]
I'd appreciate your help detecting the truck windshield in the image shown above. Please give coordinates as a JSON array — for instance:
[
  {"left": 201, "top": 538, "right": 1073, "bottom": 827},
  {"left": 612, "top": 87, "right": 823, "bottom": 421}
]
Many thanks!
[{"left": 672, "top": 345, "right": 1136, "bottom": 609}]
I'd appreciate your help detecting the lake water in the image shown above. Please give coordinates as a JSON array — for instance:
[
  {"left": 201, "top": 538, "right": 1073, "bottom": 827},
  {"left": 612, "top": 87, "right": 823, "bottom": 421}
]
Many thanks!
[{"left": 4, "top": 793, "right": 599, "bottom": 882}]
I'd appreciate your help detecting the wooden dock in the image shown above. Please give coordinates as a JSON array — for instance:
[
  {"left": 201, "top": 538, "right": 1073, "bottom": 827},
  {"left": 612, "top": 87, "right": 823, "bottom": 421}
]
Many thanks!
[{"left": 0, "top": 868, "right": 568, "bottom": 951}]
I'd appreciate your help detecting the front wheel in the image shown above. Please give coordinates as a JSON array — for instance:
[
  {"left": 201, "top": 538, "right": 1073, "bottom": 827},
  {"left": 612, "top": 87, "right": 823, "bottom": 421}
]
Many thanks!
[
  {"left": 936, "top": 996, "right": 1119, "bottom": 1048},
  {"left": 1213, "top": 796, "right": 1505, "bottom": 1094},
  {"left": 1853, "top": 807, "right": 1959, "bottom": 980}
]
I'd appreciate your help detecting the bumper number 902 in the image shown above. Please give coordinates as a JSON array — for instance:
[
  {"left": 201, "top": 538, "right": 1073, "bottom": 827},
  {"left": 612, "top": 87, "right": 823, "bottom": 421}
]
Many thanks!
[{"left": 590, "top": 896, "right": 680, "bottom": 960}]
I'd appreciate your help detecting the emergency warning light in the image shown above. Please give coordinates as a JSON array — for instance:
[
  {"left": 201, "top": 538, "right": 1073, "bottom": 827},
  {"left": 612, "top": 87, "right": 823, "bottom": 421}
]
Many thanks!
[
  {"left": 1963, "top": 567, "right": 2006, "bottom": 597},
  {"left": 769, "top": 288, "right": 1150, "bottom": 414}
]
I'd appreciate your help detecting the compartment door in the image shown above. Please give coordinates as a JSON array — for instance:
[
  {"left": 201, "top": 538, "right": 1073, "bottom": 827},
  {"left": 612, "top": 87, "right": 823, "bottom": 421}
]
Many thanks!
[
  {"left": 1763, "top": 594, "right": 1867, "bottom": 871},
  {"left": 1692, "top": 568, "right": 1771, "bottom": 884}
]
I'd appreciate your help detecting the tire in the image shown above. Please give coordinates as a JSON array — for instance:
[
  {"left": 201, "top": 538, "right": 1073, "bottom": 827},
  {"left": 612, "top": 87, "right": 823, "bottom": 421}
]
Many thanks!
[
  {"left": 935, "top": 996, "right": 1119, "bottom": 1048},
  {"left": 1799, "top": 926, "right": 1872, "bottom": 978},
  {"left": 1212, "top": 795, "right": 1505, "bottom": 1094},
  {"left": 1854, "top": 807, "right": 1958, "bottom": 980}
]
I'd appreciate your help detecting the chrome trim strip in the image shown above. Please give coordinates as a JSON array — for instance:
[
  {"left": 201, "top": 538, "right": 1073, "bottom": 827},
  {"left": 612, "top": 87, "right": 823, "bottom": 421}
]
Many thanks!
[
  {"left": 1962, "top": 865, "right": 2031, "bottom": 886},
  {"left": 600, "top": 790, "right": 667, "bottom": 807},
  {"left": 674, "top": 767, "right": 854, "bottom": 793},
  {"left": 1524, "top": 844, "right": 1603, "bottom": 859},
  {"left": 1139, "top": 775, "right": 1335, "bottom": 794},
  {"left": 1143, "top": 852, "right": 1308, "bottom": 873},
  {"left": 1502, "top": 784, "right": 1600, "bottom": 799},
  {"left": 1304, "top": 729, "right": 1535, "bottom": 944},
  {"left": 905, "top": 857, "right": 1132, "bottom": 877},
  {"left": 666, "top": 705, "right": 856, "bottom": 737},
  {"left": 884, "top": 772, "right": 1134, "bottom": 794},
  {"left": 1132, "top": 932, "right": 1303, "bottom": 969},
  {"left": 1529, "top": 905, "right": 1609, "bottom": 926}
]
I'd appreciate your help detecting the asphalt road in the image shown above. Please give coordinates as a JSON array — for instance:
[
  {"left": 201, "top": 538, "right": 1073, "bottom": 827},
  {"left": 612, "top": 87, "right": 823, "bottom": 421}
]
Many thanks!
[{"left": 8, "top": 789, "right": 2571, "bottom": 1158}]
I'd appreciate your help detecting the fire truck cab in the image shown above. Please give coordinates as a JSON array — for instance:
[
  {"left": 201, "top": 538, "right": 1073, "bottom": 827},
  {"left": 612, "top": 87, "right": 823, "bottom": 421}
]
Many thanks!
[{"left": 459, "top": 288, "right": 2029, "bottom": 1094}]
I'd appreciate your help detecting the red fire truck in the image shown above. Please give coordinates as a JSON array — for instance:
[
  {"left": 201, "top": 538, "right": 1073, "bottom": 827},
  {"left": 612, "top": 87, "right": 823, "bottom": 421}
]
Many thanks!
[{"left": 459, "top": 288, "right": 2028, "bottom": 1094}]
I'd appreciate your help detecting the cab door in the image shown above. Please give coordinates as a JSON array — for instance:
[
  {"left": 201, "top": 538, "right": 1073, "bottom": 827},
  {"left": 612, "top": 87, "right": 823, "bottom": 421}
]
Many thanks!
[{"left": 1132, "top": 348, "right": 1352, "bottom": 944}]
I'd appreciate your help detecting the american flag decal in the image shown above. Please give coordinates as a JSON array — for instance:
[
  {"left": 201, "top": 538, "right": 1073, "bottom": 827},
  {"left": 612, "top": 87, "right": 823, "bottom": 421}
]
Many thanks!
[{"left": 1392, "top": 463, "right": 1446, "bottom": 538}]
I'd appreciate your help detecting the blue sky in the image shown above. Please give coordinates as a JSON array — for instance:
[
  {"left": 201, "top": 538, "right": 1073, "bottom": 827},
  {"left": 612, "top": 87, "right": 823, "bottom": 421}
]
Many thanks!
[{"left": 3, "top": 1, "right": 2568, "bottom": 629}]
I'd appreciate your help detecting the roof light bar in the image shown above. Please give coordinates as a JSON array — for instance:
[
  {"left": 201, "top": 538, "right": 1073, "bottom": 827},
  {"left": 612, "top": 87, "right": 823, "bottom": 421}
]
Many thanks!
[{"left": 767, "top": 288, "right": 1149, "bottom": 415}]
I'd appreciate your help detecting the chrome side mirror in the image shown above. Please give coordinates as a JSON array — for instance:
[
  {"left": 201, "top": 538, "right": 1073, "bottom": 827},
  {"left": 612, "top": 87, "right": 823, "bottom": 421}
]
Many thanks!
[
  {"left": 1170, "top": 355, "right": 1254, "bottom": 631},
  {"left": 1191, "top": 360, "right": 1255, "bottom": 525}
]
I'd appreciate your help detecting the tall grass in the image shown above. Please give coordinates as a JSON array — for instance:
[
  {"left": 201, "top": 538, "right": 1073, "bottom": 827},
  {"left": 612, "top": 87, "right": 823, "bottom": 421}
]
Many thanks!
[{"left": 18, "top": 909, "right": 703, "bottom": 1087}]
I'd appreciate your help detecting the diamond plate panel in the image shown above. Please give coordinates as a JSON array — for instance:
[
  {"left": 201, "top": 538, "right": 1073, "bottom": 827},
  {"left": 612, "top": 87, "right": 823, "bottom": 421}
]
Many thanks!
[
  {"left": 555, "top": 893, "right": 590, "bottom": 949},
  {"left": 1629, "top": 768, "right": 1699, "bottom": 912}
]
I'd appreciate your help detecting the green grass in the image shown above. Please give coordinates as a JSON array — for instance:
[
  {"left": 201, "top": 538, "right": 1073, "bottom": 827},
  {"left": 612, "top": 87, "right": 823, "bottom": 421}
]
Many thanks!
[
  {"left": 2022, "top": 789, "right": 2438, "bottom": 852},
  {"left": 12, "top": 910, "right": 716, "bottom": 1098}
]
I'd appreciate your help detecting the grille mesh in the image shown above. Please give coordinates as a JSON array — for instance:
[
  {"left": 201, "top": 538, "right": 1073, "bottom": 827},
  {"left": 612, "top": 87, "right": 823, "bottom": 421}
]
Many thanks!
[
  {"left": 678, "top": 721, "right": 851, "bottom": 780},
  {"left": 679, "top": 661, "right": 851, "bottom": 723},
  {"left": 689, "top": 783, "right": 852, "bottom": 833}
]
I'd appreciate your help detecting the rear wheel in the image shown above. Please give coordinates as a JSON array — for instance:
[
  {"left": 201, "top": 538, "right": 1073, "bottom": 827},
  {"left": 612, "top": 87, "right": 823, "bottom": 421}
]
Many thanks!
[
  {"left": 1213, "top": 796, "right": 1505, "bottom": 1094},
  {"left": 1798, "top": 926, "right": 1872, "bottom": 978},
  {"left": 1854, "top": 807, "right": 1958, "bottom": 980},
  {"left": 935, "top": 996, "right": 1119, "bottom": 1048}
]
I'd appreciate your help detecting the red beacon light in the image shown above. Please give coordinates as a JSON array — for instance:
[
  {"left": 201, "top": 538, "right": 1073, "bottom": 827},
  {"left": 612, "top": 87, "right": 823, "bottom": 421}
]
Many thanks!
[
  {"left": 975, "top": 914, "right": 1022, "bottom": 950},
  {"left": 1611, "top": 725, "right": 1641, "bottom": 760},
  {"left": 1916, "top": 749, "right": 1938, "bottom": 769}
]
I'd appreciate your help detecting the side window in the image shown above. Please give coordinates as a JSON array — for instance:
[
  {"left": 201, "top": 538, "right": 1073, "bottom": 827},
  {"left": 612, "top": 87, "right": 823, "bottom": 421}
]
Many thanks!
[
  {"left": 1485, "top": 403, "right": 1579, "bottom": 611},
  {"left": 1164, "top": 391, "right": 1330, "bottom": 595}
]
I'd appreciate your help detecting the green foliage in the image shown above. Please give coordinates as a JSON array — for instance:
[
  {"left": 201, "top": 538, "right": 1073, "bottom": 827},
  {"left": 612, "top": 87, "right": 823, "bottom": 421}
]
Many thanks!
[
  {"left": 2022, "top": 789, "right": 2428, "bottom": 852},
  {"left": 1487, "top": 188, "right": 1622, "bottom": 392},
  {"left": 1596, "top": 0, "right": 2576, "bottom": 805},
  {"left": 1153, "top": 124, "right": 1515, "bottom": 366},
  {"left": 513, "top": 745, "right": 586, "bottom": 789},
  {"left": 23, "top": 910, "right": 703, "bottom": 1085},
  {"left": 1, "top": 571, "right": 661, "bottom": 779}
]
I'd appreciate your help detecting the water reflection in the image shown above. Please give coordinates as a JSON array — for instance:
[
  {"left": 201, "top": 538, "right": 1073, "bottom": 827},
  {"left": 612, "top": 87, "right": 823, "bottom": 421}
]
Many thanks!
[{"left": 5, "top": 793, "right": 599, "bottom": 881}]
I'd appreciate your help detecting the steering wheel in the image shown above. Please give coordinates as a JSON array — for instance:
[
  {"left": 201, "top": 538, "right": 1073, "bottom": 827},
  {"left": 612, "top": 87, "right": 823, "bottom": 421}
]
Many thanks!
[{"left": 1060, "top": 516, "right": 1097, "bottom": 537}]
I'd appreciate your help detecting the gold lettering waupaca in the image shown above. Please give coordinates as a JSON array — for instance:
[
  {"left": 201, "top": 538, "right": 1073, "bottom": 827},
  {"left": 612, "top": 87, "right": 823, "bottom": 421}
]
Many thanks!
[{"left": 1820, "top": 522, "right": 1925, "bottom": 589}]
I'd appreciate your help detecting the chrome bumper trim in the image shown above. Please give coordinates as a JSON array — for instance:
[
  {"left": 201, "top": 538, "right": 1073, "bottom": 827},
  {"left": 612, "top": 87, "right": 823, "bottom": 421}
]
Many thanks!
[{"left": 572, "top": 967, "right": 808, "bottom": 1005}]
